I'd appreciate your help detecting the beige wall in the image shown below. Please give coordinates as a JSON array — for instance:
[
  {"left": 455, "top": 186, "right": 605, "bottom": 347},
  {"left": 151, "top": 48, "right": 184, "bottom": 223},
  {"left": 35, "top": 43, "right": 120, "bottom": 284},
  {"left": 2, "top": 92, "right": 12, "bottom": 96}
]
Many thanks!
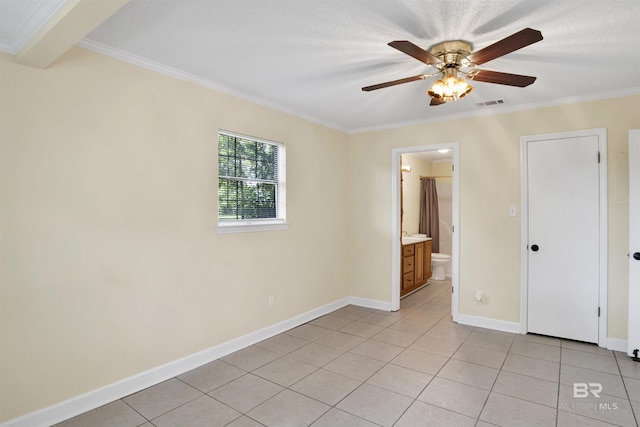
[
  {"left": 401, "top": 155, "right": 431, "bottom": 236},
  {"left": 0, "top": 48, "right": 349, "bottom": 421},
  {"left": 347, "top": 95, "right": 639, "bottom": 334}
]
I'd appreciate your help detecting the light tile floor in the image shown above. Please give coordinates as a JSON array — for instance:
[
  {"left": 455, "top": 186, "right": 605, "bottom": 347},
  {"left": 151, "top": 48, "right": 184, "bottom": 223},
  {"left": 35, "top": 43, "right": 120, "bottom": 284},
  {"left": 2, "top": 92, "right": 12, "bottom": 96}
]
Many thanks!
[{"left": 56, "top": 281, "right": 640, "bottom": 427}]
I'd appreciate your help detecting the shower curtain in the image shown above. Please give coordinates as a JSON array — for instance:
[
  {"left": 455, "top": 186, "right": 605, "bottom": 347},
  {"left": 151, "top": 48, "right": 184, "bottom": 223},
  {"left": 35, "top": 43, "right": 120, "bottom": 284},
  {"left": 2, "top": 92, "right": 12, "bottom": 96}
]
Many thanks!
[{"left": 419, "top": 177, "right": 439, "bottom": 253}]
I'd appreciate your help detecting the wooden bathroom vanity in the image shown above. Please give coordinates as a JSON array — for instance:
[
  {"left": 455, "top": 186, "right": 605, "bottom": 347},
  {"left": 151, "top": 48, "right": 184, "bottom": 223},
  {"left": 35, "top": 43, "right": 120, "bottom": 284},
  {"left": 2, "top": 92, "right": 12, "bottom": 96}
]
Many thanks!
[{"left": 401, "top": 238, "right": 432, "bottom": 296}]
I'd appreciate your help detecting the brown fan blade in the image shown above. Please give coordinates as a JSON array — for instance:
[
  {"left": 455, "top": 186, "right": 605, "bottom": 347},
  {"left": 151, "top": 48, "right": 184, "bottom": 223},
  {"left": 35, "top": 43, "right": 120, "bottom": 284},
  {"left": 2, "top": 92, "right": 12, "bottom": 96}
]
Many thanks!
[
  {"left": 362, "top": 74, "right": 428, "bottom": 91},
  {"left": 468, "top": 28, "right": 542, "bottom": 65},
  {"left": 388, "top": 41, "right": 442, "bottom": 66},
  {"left": 430, "top": 97, "right": 446, "bottom": 106},
  {"left": 468, "top": 69, "right": 537, "bottom": 87}
]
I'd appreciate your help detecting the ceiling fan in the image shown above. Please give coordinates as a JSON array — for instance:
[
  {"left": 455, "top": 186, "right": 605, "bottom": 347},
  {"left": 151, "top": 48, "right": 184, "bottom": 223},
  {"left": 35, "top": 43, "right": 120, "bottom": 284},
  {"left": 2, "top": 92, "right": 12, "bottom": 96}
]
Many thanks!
[{"left": 362, "top": 28, "right": 543, "bottom": 106}]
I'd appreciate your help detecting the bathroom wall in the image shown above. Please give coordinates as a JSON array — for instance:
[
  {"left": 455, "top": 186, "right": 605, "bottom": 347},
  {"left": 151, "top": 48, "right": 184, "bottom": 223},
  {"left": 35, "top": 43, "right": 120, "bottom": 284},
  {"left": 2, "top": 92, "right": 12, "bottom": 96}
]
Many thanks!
[
  {"left": 400, "top": 155, "right": 431, "bottom": 235},
  {"left": 432, "top": 160, "right": 453, "bottom": 276}
]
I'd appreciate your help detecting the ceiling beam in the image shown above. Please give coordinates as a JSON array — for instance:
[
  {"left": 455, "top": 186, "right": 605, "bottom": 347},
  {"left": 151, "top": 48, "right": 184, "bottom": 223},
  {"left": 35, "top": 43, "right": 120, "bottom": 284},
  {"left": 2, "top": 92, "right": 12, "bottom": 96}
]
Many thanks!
[{"left": 15, "top": 0, "right": 129, "bottom": 69}]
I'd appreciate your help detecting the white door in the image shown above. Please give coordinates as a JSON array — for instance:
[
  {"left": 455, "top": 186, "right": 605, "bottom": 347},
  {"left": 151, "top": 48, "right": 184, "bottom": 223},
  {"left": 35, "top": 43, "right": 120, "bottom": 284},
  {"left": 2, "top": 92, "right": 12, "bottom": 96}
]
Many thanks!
[
  {"left": 629, "top": 130, "right": 640, "bottom": 357},
  {"left": 527, "top": 135, "right": 600, "bottom": 343}
]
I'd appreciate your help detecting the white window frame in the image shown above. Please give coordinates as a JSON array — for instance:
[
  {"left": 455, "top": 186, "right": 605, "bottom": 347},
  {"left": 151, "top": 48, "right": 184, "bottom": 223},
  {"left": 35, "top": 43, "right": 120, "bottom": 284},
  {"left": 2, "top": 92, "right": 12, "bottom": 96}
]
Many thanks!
[{"left": 216, "top": 130, "right": 287, "bottom": 234}]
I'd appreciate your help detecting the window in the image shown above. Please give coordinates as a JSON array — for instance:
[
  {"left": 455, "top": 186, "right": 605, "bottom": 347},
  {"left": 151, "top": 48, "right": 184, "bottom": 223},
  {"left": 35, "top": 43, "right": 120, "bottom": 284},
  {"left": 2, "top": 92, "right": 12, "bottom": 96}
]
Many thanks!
[{"left": 217, "top": 130, "right": 286, "bottom": 233}]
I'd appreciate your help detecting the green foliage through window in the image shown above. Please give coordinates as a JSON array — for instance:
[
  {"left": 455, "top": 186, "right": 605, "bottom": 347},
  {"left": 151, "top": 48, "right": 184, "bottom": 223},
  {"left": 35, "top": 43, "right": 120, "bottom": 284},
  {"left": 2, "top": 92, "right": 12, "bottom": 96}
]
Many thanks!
[{"left": 218, "top": 132, "right": 281, "bottom": 221}]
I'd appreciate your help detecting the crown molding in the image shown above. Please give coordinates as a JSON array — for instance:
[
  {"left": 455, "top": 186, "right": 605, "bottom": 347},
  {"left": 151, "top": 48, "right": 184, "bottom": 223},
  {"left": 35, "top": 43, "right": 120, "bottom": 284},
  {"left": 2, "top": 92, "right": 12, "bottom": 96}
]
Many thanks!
[{"left": 76, "top": 39, "right": 347, "bottom": 133}]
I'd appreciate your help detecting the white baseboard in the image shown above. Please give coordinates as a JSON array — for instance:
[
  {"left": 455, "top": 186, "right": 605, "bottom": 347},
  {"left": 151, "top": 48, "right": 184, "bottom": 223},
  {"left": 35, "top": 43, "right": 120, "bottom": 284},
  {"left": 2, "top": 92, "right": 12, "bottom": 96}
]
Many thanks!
[
  {"left": 1, "top": 297, "right": 350, "bottom": 427},
  {"left": 453, "top": 315, "right": 630, "bottom": 353},
  {"left": 454, "top": 313, "right": 522, "bottom": 334},
  {"left": 606, "top": 337, "right": 628, "bottom": 353},
  {"left": 348, "top": 296, "right": 392, "bottom": 311}
]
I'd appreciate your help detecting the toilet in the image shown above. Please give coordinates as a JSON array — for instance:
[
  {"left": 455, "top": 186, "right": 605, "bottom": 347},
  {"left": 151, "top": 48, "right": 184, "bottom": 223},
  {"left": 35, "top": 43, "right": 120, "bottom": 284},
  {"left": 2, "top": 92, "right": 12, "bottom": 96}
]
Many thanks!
[
  {"left": 431, "top": 253, "right": 451, "bottom": 281},
  {"left": 409, "top": 234, "right": 451, "bottom": 281}
]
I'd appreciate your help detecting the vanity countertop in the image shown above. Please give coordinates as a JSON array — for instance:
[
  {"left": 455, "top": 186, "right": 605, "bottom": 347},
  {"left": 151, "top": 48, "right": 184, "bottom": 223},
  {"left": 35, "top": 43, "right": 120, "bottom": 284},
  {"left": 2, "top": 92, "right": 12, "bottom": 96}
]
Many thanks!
[{"left": 401, "top": 236, "right": 432, "bottom": 245}]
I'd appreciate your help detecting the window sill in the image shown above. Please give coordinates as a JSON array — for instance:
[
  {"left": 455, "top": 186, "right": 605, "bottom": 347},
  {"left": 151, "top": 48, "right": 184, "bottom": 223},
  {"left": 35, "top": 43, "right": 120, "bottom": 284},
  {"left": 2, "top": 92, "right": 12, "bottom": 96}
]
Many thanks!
[{"left": 216, "top": 221, "right": 289, "bottom": 234}]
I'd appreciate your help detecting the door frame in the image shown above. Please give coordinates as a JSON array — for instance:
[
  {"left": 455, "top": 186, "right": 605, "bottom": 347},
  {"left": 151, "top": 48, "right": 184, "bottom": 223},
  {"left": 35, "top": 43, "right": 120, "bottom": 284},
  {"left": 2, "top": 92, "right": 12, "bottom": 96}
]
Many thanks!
[
  {"left": 628, "top": 129, "right": 640, "bottom": 357},
  {"left": 391, "top": 142, "right": 460, "bottom": 314},
  {"left": 520, "top": 128, "right": 608, "bottom": 346}
]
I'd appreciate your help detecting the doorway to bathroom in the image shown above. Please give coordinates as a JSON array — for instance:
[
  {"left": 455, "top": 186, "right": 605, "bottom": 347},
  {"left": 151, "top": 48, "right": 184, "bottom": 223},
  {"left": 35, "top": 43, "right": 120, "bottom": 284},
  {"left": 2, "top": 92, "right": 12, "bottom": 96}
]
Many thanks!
[{"left": 391, "top": 143, "right": 459, "bottom": 315}]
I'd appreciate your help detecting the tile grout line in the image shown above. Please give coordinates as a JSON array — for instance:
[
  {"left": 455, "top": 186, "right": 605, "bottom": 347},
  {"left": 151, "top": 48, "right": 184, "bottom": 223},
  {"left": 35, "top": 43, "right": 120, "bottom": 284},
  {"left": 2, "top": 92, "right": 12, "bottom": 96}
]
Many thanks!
[
  {"left": 473, "top": 325, "right": 518, "bottom": 426},
  {"left": 388, "top": 286, "right": 459, "bottom": 426},
  {"left": 242, "top": 305, "right": 407, "bottom": 426},
  {"left": 614, "top": 351, "right": 640, "bottom": 427},
  {"left": 557, "top": 339, "right": 638, "bottom": 427},
  {"left": 275, "top": 287, "right": 453, "bottom": 427},
  {"left": 556, "top": 343, "right": 564, "bottom": 427},
  {"left": 120, "top": 398, "right": 149, "bottom": 426}
]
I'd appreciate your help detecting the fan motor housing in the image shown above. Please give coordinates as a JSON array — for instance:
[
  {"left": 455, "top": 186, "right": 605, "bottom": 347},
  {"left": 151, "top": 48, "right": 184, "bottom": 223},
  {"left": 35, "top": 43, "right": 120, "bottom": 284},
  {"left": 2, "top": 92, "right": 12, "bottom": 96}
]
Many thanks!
[{"left": 428, "top": 40, "right": 473, "bottom": 67}]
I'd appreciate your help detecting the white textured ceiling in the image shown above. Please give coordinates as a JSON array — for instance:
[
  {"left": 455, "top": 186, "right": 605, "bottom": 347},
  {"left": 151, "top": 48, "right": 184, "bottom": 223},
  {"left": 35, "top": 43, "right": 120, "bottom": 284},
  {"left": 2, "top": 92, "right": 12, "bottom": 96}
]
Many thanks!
[
  {"left": 0, "top": 0, "right": 66, "bottom": 53},
  {"left": 2, "top": 0, "right": 640, "bottom": 132}
]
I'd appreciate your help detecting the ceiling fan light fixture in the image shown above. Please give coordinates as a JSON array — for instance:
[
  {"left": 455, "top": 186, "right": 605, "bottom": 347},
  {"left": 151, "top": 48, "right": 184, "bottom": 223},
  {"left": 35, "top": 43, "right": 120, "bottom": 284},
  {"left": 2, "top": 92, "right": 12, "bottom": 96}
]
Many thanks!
[{"left": 427, "top": 68, "right": 473, "bottom": 102}]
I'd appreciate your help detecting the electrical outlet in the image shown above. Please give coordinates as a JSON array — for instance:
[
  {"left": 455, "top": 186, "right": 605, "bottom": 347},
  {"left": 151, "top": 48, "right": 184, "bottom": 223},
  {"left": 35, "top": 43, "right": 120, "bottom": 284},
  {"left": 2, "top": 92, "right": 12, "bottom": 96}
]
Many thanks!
[{"left": 268, "top": 296, "right": 275, "bottom": 308}]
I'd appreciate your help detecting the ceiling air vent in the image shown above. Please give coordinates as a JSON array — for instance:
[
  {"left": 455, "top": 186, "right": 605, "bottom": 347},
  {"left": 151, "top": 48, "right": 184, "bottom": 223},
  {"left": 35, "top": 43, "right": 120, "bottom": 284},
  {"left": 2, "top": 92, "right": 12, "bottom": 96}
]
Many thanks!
[{"left": 476, "top": 99, "right": 505, "bottom": 107}]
